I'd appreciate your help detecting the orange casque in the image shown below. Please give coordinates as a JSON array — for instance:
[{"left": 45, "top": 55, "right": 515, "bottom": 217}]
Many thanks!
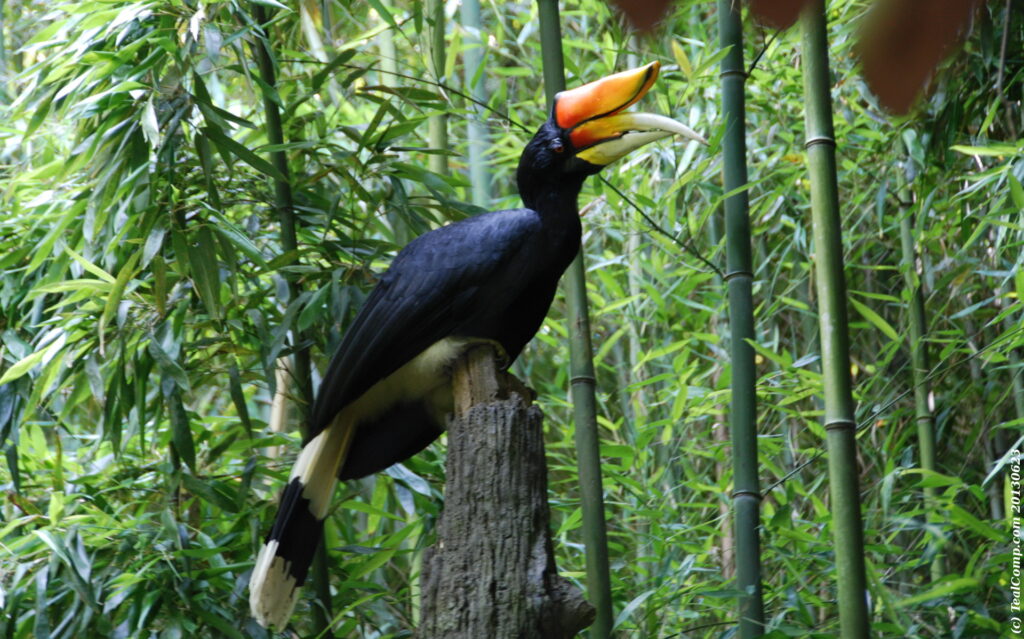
[{"left": 554, "top": 61, "right": 661, "bottom": 150}]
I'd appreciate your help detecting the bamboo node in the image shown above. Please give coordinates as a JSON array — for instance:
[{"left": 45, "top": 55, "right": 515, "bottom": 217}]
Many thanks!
[
  {"left": 731, "top": 489, "right": 762, "bottom": 501},
  {"left": 724, "top": 269, "right": 753, "bottom": 281},
  {"left": 719, "top": 68, "right": 748, "bottom": 80},
  {"left": 570, "top": 374, "right": 596, "bottom": 386},
  {"left": 804, "top": 135, "right": 836, "bottom": 149},
  {"left": 823, "top": 418, "right": 856, "bottom": 432}
]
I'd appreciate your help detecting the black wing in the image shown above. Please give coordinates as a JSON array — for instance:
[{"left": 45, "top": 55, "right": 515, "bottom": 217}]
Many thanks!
[{"left": 307, "top": 208, "right": 554, "bottom": 441}]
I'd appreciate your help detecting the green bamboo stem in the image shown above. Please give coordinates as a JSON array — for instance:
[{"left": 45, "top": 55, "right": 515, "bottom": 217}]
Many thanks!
[
  {"left": 537, "top": 2, "right": 613, "bottom": 636},
  {"left": 379, "top": 17, "right": 398, "bottom": 89},
  {"left": 799, "top": 3, "right": 871, "bottom": 637},
  {"left": 427, "top": 0, "right": 448, "bottom": 176},
  {"left": 252, "top": 7, "right": 330, "bottom": 635},
  {"left": 897, "top": 172, "right": 942, "bottom": 581},
  {"left": 461, "top": 0, "right": 491, "bottom": 207},
  {"left": 378, "top": 15, "right": 411, "bottom": 248},
  {"left": 717, "top": 1, "right": 765, "bottom": 634},
  {"left": 251, "top": 8, "right": 312, "bottom": 417}
]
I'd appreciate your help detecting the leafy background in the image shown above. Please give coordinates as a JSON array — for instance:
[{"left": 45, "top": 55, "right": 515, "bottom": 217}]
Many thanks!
[{"left": 0, "top": 0, "right": 1020, "bottom": 637}]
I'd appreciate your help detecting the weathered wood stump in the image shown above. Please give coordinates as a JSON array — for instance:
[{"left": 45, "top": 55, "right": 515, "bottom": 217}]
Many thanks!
[{"left": 419, "top": 345, "right": 595, "bottom": 638}]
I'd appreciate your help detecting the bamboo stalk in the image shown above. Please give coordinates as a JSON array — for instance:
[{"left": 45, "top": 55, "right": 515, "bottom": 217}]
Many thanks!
[
  {"left": 707, "top": 206, "right": 736, "bottom": 583},
  {"left": 378, "top": 15, "right": 411, "bottom": 248},
  {"left": 427, "top": 0, "right": 448, "bottom": 176},
  {"left": 799, "top": 3, "right": 871, "bottom": 636},
  {"left": 897, "top": 169, "right": 942, "bottom": 581},
  {"left": 251, "top": 7, "right": 330, "bottom": 635},
  {"left": 461, "top": 0, "right": 491, "bottom": 207},
  {"left": 379, "top": 15, "right": 398, "bottom": 89},
  {"left": 251, "top": 8, "right": 312, "bottom": 420},
  {"left": 716, "top": 1, "right": 765, "bottom": 634},
  {"left": 537, "top": 2, "right": 613, "bottom": 636}
]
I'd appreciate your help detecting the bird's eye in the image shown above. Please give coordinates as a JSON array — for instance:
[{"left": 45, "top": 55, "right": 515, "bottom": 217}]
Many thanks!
[{"left": 550, "top": 139, "right": 565, "bottom": 154}]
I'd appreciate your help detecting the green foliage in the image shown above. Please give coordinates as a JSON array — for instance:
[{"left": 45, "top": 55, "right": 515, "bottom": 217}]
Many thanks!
[{"left": 0, "top": 0, "right": 1020, "bottom": 637}]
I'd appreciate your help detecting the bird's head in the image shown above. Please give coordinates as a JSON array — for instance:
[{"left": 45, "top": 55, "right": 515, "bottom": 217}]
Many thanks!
[{"left": 517, "top": 61, "right": 706, "bottom": 208}]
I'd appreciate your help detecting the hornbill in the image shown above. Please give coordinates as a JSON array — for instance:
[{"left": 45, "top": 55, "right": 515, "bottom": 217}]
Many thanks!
[{"left": 249, "top": 61, "right": 705, "bottom": 629}]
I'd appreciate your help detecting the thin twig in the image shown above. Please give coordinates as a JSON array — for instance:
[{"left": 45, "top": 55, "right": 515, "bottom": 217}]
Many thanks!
[
  {"left": 748, "top": 28, "right": 780, "bottom": 76},
  {"left": 600, "top": 178, "right": 726, "bottom": 279},
  {"left": 339, "top": 61, "right": 532, "bottom": 132}
]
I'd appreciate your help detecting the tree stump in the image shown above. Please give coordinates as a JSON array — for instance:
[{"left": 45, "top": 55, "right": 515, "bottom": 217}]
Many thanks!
[{"left": 419, "top": 345, "right": 595, "bottom": 638}]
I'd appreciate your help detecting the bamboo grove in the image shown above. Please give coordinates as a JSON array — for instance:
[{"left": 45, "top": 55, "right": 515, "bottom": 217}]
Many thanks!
[{"left": 0, "top": 1, "right": 1021, "bottom": 637}]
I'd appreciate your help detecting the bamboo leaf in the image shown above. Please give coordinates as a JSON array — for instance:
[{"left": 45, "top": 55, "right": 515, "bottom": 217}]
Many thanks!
[
  {"left": 103, "top": 361, "right": 124, "bottom": 452},
  {"left": 312, "top": 49, "right": 357, "bottom": 92},
  {"left": 192, "top": 607, "right": 245, "bottom": 639},
  {"left": 1009, "top": 174, "right": 1024, "bottom": 210},
  {"left": 206, "top": 211, "right": 268, "bottom": 268},
  {"left": 188, "top": 225, "right": 221, "bottom": 319},
  {"left": 365, "top": 0, "right": 397, "bottom": 28},
  {"left": 34, "top": 569, "right": 51, "bottom": 639},
  {"left": 148, "top": 339, "right": 190, "bottom": 393},
  {"left": 671, "top": 40, "right": 693, "bottom": 79},
  {"left": 252, "top": 0, "right": 291, "bottom": 10},
  {"left": 28, "top": 279, "right": 112, "bottom": 299},
  {"left": 950, "top": 143, "right": 1022, "bottom": 157},
  {"left": 182, "top": 473, "right": 240, "bottom": 513},
  {"left": 202, "top": 125, "right": 287, "bottom": 182},
  {"left": 99, "top": 251, "right": 141, "bottom": 337},
  {"left": 894, "top": 577, "right": 980, "bottom": 607},
  {"left": 64, "top": 245, "right": 116, "bottom": 283},
  {"left": 142, "top": 224, "right": 166, "bottom": 266},
  {"left": 192, "top": 74, "right": 256, "bottom": 129},
  {"left": 227, "top": 363, "right": 252, "bottom": 437},
  {"left": 849, "top": 297, "right": 900, "bottom": 342},
  {"left": 902, "top": 468, "right": 963, "bottom": 488},
  {"left": 0, "top": 383, "right": 16, "bottom": 436},
  {"left": 338, "top": 499, "right": 403, "bottom": 522},
  {"left": 194, "top": 132, "right": 222, "bottom": 211},
  {"left": 167, "top": 389, "right": 196, "bottom": 471},
  {"left": 613, "top": 589, "right": 656, "bottom": 629},
  {"left": 5, "top": 443, "right": 20, "bottom": 494},
  {"left": 0, "top": 338, "right": 65, "bottom": 384},
  {"left": 948, "top": 504, "right": 1002, "bottom": 541}
]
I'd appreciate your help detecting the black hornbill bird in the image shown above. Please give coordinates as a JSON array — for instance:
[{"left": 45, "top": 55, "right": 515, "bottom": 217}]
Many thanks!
[{"left": 249, "top": 61, "right": 705, "bottom": 628}]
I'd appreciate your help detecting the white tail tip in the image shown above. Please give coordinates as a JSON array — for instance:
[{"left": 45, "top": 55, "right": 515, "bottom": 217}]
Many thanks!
[{"left": 249, "top": 540, "right": 300, "bottom": 629}]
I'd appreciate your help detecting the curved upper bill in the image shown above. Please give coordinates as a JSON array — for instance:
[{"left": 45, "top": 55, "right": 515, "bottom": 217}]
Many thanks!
[
  {"left": 553, "top": 61, "right": 708, "bottom": 167},
  {"left": 554, "top": 62, "right": 661, "bottom": 130}
]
